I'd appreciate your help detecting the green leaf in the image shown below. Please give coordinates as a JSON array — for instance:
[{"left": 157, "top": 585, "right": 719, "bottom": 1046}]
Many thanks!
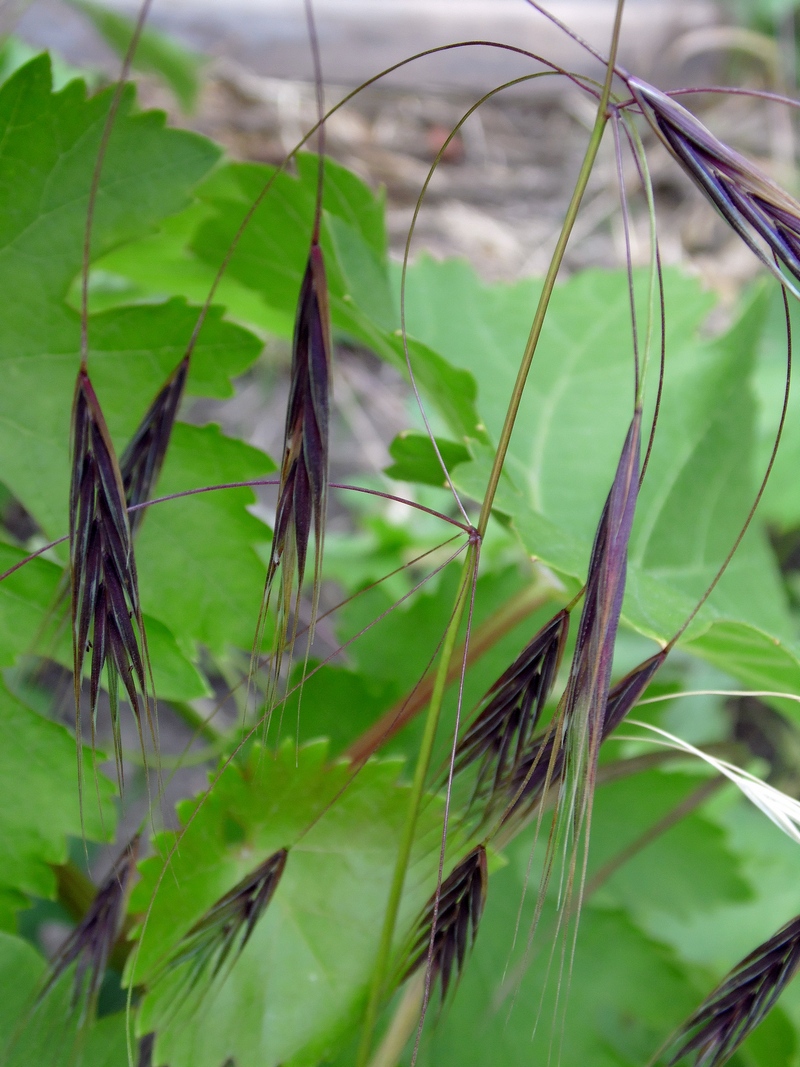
[
  {"left": 588, "top": 770, "right": 752, "bottom": 920},
  {"left": 68, "top": 0, "right": 203, "bottom": 111},
  {"left": 80, "top": 153, "right": 495, "bottom": 448},
  {"left": 385, "top": 431, "right": 471, "bottom": 487},
  {"left": 76, "top": 204, "right": 292, "bottom": 335},
  {"left": 0, "top": 545, "right": 62, "bottom": 669},
  {"left": 134, "top": 422, "right": 275, "bottom": 655},
  {"left": 0, "top": 930, "right": 128, "bottom": 1066},
  {"left": 414, "top": 831, "right": 703, "bottom": 1067},
  {"left": 131, "top": 742, "right": 454, "bottom": 1067},
  {"left": 191, "top": 156, "right": 393, "bottom": 335},
  {"left": 0, "top": 56, "right": 222, "bottom": 538},
  {"left": 0, "top": 544, "right": 208, "bottom": 703},
  {"left": 399, "top": 258, "right": 800, "bottom": 711},
  {"left": 0, "top": 36, "right": 95, "bottom": 91},
  {"left": 0, "top": 57, "right": 275, "bottom": 667},
  {"left": 0, "top": 681, "right": 115, "bottom": 901}
]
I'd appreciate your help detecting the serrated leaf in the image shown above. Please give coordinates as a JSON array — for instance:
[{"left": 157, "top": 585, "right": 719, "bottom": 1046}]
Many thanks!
[
  {"left": 79, "top": 152, "right": 494, "bottom": 448},
  {"left": 0, "top": 56, "right": 225, "bottom": 539},
  {"left": 400, "top": 258, "right": 800, "bottom": 713},
  {"left": 190, "top": 156, "right": 393, "bottom": 335},
  {"left": 0, "top": 680, "right": 115, "bottom": 901},
  {"left": 131, "top": 741, "right": 457, "bottom": 1067},
  {"left": 385, "top": 431, "right": 471, "bottom": 487},
  {"left": 76, "top": 202, "right": 291, "bottom": 334},
  {"left": 0, "top": 56, "right": 278, "bottom": 671}
]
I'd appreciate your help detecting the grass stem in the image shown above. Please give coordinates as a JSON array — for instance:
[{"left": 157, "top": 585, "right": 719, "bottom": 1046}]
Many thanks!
[
  {"left": 356, "top": 544, "right": 477, "bottom": 1066},
  {"left": 357, "top": 4, "right": 626, "bottom": 1061},
  {"left": 345, "top": 567, "right": 562, "bottom": 765},
  {"left": 475, "top": 0, "right": 626, "bottom": 539},
  {"left": 367, "top": 972, "right": 426, "bottom": 1067}
]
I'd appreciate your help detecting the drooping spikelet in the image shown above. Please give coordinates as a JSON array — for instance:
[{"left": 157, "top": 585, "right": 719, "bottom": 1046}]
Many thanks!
[
  {"left": 120, "top": 355, "right": 189, "bottom": 537},
  {"left": 628, "top": 77, "right": 800, "bottom": 294},
  {"left": 401, "top": 846, "right": 488, "bottom": 1000},
  {"left": 501, "top": 410, "right": 643, "bottom": 835},
  {"left": 502, "top": 648, "right": 665, "bottom": 826},
  {"left": 552, "top": 407, "right": 642, "bottom": 818},
  {"left": 155, "top": 848, "right": 288, "bottom": 996},
  {"left": 670, "top": 914, "right": 800, "bottom": 1066},
  {"left": 70, "top": 368, "right": 155, "bottom": 787},
  {"left": 39, "top": 835, "right": 140, "bottom": 1022},
  {"left": 258, "top": 241, "right": 332, "bottom": 693},
  {"left": 454, "top": 610, "right": 569, "bottom": 802}
]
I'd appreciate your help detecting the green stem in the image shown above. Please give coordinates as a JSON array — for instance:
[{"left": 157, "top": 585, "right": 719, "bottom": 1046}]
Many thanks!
[
  {"left": 475, "top": 0, "right": 626, "bottom": 540},
  {"left": 356, "top": 4, "right": 626, "bottom": 1061},
  {"left": 345, "top": 565, "right": 562, "bottom": 765},
  {"left": 366, "top": 971, "right": 426, "bottom": 1067},
  {"left": 356, "top": 545, "right": 476, "bottom": 1066}
]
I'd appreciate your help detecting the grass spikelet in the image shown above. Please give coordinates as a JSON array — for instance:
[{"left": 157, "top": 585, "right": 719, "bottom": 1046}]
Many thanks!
[
  {"left": 155, "top": 848, "right": 288, "bottom": 997},
  {"left": 70, "top": 367, "right": 156, "bottom": 789},
  {"left": 504, "top": 648, "right": 666, "bottom": 826},
  {"left": 454, "top": 610, "right": 569, "bottom": 802},
  {"left": 39, "top": 834, "right": 140, "bottom": 1023},
  {"left": 669, "top": 915, "right": 800, "bottom": 1067},
  {"left": 627, "top": 77, "right": 800, "bottom": 295},
  {"left": 496, "top": 408, "right": 641, "bottom": 1023},
  {"left": 120, "top": 355, "right": 189, "bottom": 537},
  {"left": 551, "top": 406, "right": 642, "bottom": 852},
  {"left": 259, "top": 242, "right": 332, "bottom": 697},
  {"left": 601, "top": 650, "right": 667, "bottom": 736},
  {"left": 400, "top": 846, "right": 487, "bottom": 1001}
]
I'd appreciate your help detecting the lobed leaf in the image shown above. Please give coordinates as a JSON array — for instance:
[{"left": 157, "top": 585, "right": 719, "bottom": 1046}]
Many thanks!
[{"left": 131, "top": 741, "right": 463, "bottom": 1067}]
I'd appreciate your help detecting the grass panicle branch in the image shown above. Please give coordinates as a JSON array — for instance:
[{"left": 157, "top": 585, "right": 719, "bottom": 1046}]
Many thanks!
[
  {"left": 669, "top": 915, "right": 800, "bottom": 1067},
  {"left": 400, "top": 846, "right": 488, "bottom": 1002},
  {"left": 39, "top": 834, "right": 140, "bottom": 1022},
  {"left": 70, "top": 368, "right": 155, "bottom": 789}
]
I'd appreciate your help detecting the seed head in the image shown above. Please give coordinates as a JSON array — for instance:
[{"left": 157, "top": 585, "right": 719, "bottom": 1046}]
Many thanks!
[
  {"left": 629, "top": 77, "right": 800, "bottom": 294},
  {"left": 156, "top": 848, "right": 288, "bottom": 995},
  {"left": 670, "top": 913, "right": 800, "bottom": 1066},
  {"left": 120, "top": 355, "right": 189, "bottom": 538},
  {"left": 40, "top": 835, "right": 140, "bottom": 1023},
  {"left": 70, "top": 369, "right": 155, "bottom": 787},
  {"left": 401, "top": 846, "right": 488, "bottom": 1001},
  {"left": 455, "top": 609, "right": 569, "bottom": 802}
]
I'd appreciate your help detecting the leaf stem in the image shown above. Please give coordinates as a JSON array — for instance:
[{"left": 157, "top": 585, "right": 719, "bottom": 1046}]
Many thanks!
[{"left": 475, "top": 0, "right": 626, "bottom": 540}]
